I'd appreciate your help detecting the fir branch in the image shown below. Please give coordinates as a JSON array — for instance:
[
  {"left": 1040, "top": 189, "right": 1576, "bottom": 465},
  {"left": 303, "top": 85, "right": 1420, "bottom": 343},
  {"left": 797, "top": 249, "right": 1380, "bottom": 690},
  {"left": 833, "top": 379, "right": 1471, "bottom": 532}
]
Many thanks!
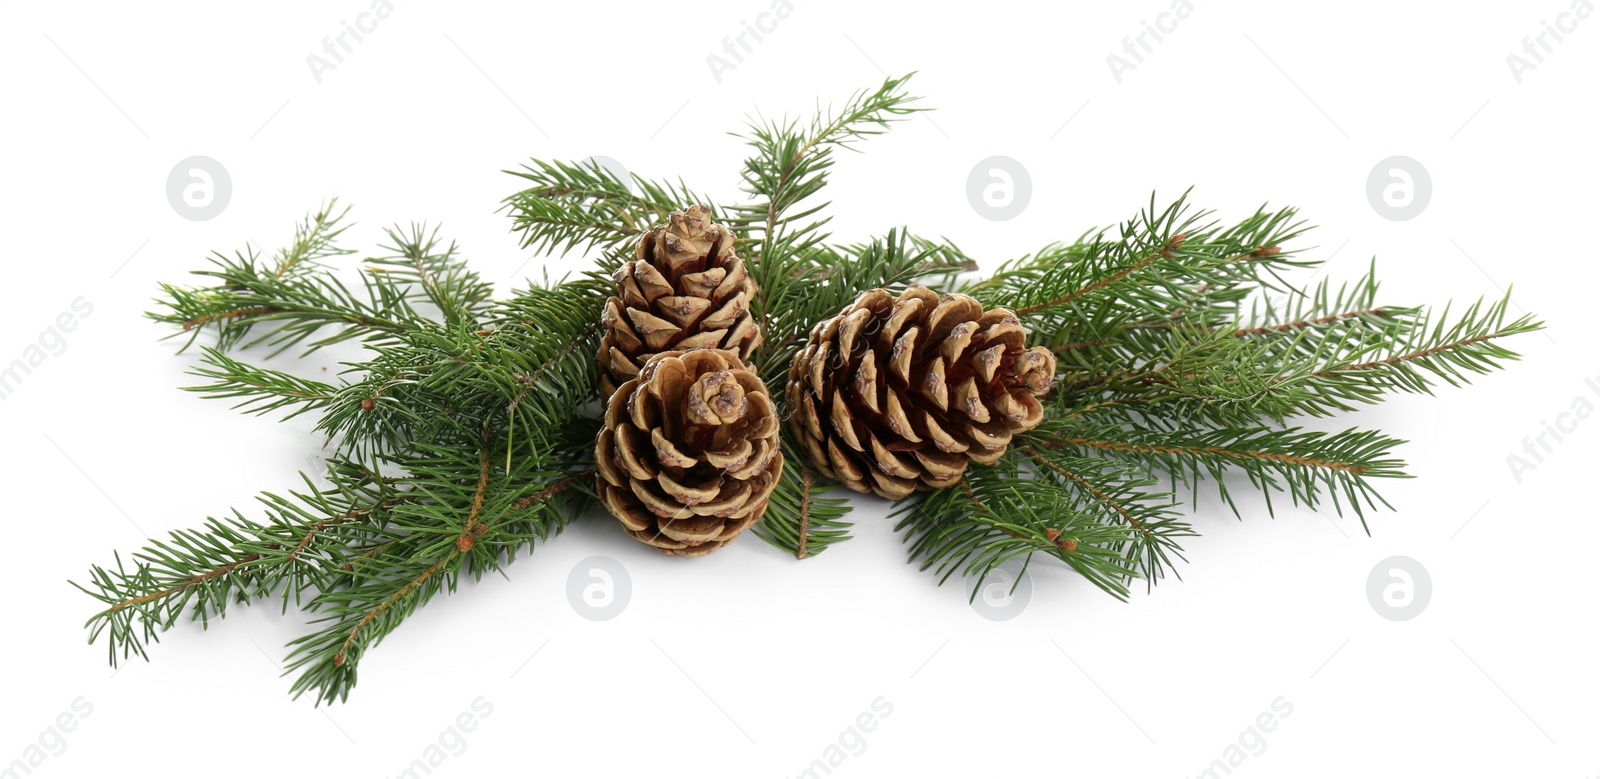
[
  {"left": 728, "top": 73, "right": 921, "bottom": 276},
  {"left": 73, "top": 461, "right": 406, "bottom": 666},
  {"left": 181, "top": 347, "right": 338, "bottom": 421},
  {"left": 363, "top": 224, "right": 494, "bottom": 327},
  {"left": 282, "top": 447, "right": 591, "bottom": 705},
  {"left": 752, "top": 443, "right": 853, "bottom": 559},
  {"left": 1030, "top": 421, "right": 1408, "bottom": 530},
  {"left": 503, "top": 158, "right": 711, "bottom": 256},
  {"left": 1012, "top": 232, "right": 1187, "bottom": 316},
  {"left": 1216, "top": 260, "right": 1415, "bottom": 352},
  {"left": 1309, "top": 292, "right": 1537, "bottom": 385},
  {"left": 968, "top": 194, "right": 1313, "bottom": 330},
  {"left": 331, "top": 446, "right": 494, "bottom": 669},
  {"left": 87, "top": 238, "right": 606, "bottom": 699},
  {"left": 311, "top": 272, "right": 608, "bottom": 459},
  {"left": 152, "top": 203, "right": 427, "bottom": 358},
  {"left": 1230, "top": 310, "right": 1390, "bottom": 337},
  {"left": 893, "top": 452, "right": 1139, "bottom": 600},
  {"left": 1018, "top": 444, "right": 1192, "bottom": 586},
  {"left": 1099, "top": 291, "right": 1540, "bottom": 425},
  {"left": 273, "top": 200, "right": 352, "bottom": 279}
]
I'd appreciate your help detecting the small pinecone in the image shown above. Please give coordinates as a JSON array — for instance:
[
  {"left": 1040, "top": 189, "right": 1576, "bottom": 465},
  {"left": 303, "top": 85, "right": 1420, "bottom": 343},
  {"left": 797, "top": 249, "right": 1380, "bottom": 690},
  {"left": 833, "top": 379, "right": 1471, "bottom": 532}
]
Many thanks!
[
  {"left": 597, "top": 205, "right": 762, "bottom": 397},
  {"left": 786, "top": 286, "right": 1056, "bottom": 499},
  {"left": 596, "top": 348, "right": 783, "bottom": 557}
]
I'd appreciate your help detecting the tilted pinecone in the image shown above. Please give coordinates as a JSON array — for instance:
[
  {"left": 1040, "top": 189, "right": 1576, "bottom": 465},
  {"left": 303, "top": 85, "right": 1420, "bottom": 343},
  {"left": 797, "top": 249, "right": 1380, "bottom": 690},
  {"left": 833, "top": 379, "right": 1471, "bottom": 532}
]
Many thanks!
[
  {"left": 597, "top": 205, "right": 762, "bottom": 397},
  {"left": 786, "top": 286, "right": 1057, "bottom": 499},
  {"left": 595, "top": 348, "right": 783, "bottom": 557}
]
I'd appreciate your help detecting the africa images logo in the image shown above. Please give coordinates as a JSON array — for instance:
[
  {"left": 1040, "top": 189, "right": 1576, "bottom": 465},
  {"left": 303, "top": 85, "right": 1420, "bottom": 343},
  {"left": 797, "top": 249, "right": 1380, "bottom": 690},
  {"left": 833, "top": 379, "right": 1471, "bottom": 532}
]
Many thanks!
[
  {"left": 0, "top": 298, "right": 93, "bottom": 402},
  {"left": 1506, "top": 0, "right": 1593, "bottom": 84}
]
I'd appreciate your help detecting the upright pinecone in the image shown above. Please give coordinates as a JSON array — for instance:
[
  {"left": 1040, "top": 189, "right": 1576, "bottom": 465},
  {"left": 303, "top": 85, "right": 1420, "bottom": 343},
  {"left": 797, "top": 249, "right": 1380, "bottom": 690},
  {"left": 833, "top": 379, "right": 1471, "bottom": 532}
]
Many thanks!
[
  {"left": 596, "top": 348, "right": 783, "bottom": 557},
  {"left": 786, "top": 286, "right": 1056, "bottom": 499},
  {"left": 597, "top": 205, "right": 762, "bottom": 397}
]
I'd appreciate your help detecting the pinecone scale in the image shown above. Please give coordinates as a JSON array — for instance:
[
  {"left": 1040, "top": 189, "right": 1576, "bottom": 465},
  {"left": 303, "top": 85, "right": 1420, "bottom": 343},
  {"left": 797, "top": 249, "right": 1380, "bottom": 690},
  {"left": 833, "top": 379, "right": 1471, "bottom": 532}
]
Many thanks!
[
  {"left": 598, "top": 205, "right": 762, "bottom": 397},
  {"left": 596, "top": 348, "right": 783, "bottom": 556},
  {"left": 787, "top": 286, "right": 1056, "bottom": 499}
]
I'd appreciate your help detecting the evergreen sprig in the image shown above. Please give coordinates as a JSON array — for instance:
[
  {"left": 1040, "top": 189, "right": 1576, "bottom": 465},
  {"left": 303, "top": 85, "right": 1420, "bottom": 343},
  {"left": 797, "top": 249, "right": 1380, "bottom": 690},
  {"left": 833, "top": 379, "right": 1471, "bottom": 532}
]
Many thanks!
[
  {"left": 503, "top": 159, "right": 712, "bottom": 257},
  {"left": 904, "top": 191, "right": 1538, "bottom": 594},
  {"left": 75, "top": 458, "right": 408, "bottom": 666},
  {"left": 893, "top": 453, "right": 1145, "bottom": 601},
  {"left": 727, "top": 72, "right": 921, "bottom": 276},
  {"left": 76, "top": 74, "right": 1541, "bottom": 703}
]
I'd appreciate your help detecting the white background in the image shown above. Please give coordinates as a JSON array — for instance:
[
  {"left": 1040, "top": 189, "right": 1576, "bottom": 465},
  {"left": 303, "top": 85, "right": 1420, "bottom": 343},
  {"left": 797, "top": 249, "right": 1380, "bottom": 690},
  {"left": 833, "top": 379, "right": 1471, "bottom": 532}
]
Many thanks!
[{"left": 2, "top": 1, "right": 1597, "bottom": 777}]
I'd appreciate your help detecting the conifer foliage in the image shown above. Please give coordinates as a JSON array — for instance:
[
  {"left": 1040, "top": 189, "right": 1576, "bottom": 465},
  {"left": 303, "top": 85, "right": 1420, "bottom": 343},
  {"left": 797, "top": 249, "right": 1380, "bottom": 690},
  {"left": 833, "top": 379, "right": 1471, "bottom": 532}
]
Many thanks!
[{"left": 76, "top": 74, "right": 1540, "bottom": 704}]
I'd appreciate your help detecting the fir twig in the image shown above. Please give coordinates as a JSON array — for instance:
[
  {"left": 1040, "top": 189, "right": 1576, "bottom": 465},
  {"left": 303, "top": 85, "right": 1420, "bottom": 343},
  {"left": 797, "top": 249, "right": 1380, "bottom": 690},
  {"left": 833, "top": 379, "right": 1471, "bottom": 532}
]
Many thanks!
[{"left": 79, "top": 74, "right": 1543, "bottom": 705}]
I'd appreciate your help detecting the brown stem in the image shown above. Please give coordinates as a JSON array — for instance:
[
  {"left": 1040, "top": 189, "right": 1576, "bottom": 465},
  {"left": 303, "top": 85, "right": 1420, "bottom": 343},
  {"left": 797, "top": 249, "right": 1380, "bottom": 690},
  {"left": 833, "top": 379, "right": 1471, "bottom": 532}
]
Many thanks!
[
  {"left": 1123, "top": 245, "right": 1284, "bottom": 330},
  {"left": 105, "top": 554, "right": 262, "bottom": 613},
  {"left": 335, "top": 553, "right": 454, "bottom": 667},
  {"left": 289, "top": 497, "right": 407, "bottom": 563},
  {"left": 527, "top": 186, "right": 651, "bottom": 209},
  {"left": 1015, "top": 234, "right": 1186, "bottom": 316},
  {"left": 276, "top": 210, "right": 333, "bottom": 279},
  {"left": 958, "top": 477, "right": 990, "bottom": 515},
  {"left": 1021, "top": 445, "right": 1152, "bottom": 539},
  {"left": 957, "top": 478, "right": 1075, "bottom": 548},
  {"left": 512, "top": 470, "right": 593, "bottom": 510},
  {"left": 341, "top": 541, "right": 395, "bottom": 572},
  {"left": 1064, "top": 396, "right": 1157, "bottom": 419},
  {"left": 222, "top": 373, "right": 331, "bottom": 401},
  {"left": 455, "top": 448, "right": 493, "bottom": 552},
  {"left": 1230, "top": 308, "right": 1387, "bottom": 337},
  {"left": 109, "top": 491, "right": 411, "bottom": 613},
  {"left": 1064, "top": 367, "right": 1149, "bottom": 395},
  {"left": 1313, "top": 331, "right": 1505, "bottom": 375},
  {"left": 336, "top": 468, "right": 593, "bottom": 667},
  {"left": 182, "top": 307, "right": 276, "bottom": 330},
  {"left": 1051, "top": 339, "right": 1110, "bottom": 353},
  {"left": 510, "top": 322, "right": 599, "bottom": 404},
  {"left": 406, "top": 244, "right": 438, "bottom": 298},
  {"left": 183, "top": 307, "right": 393, "bottom": 332},
  {"left": 795, "top": 467, "right": 813, "bottom": 559},
  {"left": 1040, "top": 435, "right": 1370, "bottom": 476},
  {"left": 958, "top": 478, "right": 1034, "bottom": 541},
  {"left": 512, "top": 207, "right": 641, "bottom": 239}
]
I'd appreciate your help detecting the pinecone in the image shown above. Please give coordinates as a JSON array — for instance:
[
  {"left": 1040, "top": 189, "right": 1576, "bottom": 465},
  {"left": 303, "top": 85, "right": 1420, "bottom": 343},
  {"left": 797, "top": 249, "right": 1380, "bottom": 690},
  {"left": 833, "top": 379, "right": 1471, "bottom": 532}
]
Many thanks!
[
  {"left": 595, "top": 348, "right": 783, "bottom": 557},
  {"left": 597, "top": 205, "right": 762, "bottom": 397},
  {"left": 786, "top": 286, "right": 1057, "bottom": 499}
]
